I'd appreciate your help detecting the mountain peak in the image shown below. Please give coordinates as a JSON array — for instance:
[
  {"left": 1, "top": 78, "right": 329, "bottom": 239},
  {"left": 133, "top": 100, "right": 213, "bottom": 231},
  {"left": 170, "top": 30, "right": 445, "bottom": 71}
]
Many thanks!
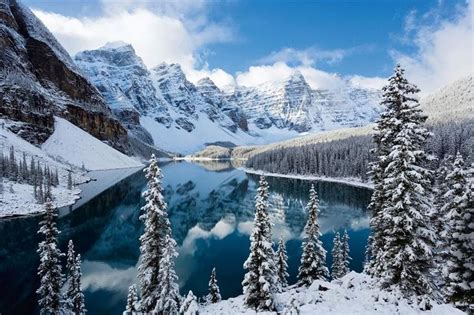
[
  {"left": 196, "top": 77, "right": 218, "bottom": 89},
  {"left": 100, "top": 41, "right": 134, "bottom": 51},
  {"left": 289, "top": 71, "right": 305, "bottom": 82}
]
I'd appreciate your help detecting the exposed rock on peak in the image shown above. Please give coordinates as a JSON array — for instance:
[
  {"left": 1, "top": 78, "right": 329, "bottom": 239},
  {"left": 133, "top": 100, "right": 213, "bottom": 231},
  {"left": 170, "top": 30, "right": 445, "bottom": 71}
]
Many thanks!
[{"left": 0, "top": 0, "right": 129, "bottom": 152}]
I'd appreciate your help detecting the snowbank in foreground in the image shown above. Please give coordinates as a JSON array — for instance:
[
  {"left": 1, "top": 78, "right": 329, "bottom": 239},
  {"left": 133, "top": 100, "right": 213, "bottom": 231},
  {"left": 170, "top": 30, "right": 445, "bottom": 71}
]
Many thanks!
[
  {"left": 241, "top": 168, "right": 374, "bottom": 189},
  {"left": 202, "top": 272, "right": 464, "bottom": 315},
  {"left": 42, "top": 117, "right": 143, "bottom": 171}
]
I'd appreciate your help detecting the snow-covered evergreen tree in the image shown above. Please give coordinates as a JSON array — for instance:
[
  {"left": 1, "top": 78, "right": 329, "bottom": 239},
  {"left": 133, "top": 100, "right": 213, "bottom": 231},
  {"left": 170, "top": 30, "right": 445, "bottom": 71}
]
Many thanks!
[
  {"left": 179, "top": 291, "right": 199, "bottom": 315},
  {"left": 367, "top": 65, "right": 436, "bottom": 298},
  {"left": 124, "top": 284, "right": 139, "bottom": 315},
  {"left": 154, "top": 234, "right": 180, "bottom": 314},
  {"left": 442, "top": 153, "right": 473, "bottom": 309},
  {"left": 206, "top": 267, "right": 221, "bottom": 304},
  {"left": 69, "top": 254, "right": 86, "bottom": 315},
  {"left": 242, "top": 175, "right": 277, "bottom": 311},
  {"left": 37, "top": 199, "right": 63, "bottom": 315},
  {"left": 331, "top": 232, "right": 344, "bottom": 279},
  {"left": 276, "top": 236, "right": 289, "bottom": 289},
  {"left": 297, "top": 184, "right": 329, "bottom": 286},
  {"left": 137, "top": 154, "right": 172, "bottom": 313},
  {"left": 341, "top": 230, "right": 351, "bottom": 276},
  {"left": 66, "top": 240, "right": 76, "bottom": 280}
]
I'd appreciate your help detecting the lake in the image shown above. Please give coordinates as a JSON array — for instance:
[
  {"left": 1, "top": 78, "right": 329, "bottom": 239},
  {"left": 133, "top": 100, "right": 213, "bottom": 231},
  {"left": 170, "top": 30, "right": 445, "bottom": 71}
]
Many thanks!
[{"left": 0, "top": 160, "right": 372, "bottom": 315}]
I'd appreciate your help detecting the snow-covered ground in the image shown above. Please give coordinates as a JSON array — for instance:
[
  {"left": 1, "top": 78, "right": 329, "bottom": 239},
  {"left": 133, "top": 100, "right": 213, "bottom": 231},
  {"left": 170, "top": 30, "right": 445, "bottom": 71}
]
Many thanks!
[
  {"left": 42, "top": 117, "right": 143, "bottom": 171},
  {"left": 241, "top": 167, "right": 374, "bottom": 189},
  {"left": 202, "top": 272, "right": 463, "bottom": 315}
]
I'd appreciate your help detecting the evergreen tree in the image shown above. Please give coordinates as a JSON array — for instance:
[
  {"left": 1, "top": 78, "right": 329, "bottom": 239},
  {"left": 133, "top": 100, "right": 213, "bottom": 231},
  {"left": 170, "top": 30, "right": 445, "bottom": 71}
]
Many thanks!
[
  {"left": 69, "top": 254, "right": 86, "bottom": 315},
  {"left": 341, "top": 230, "right": 351, "bottom": 276},
  {"left": 37, "top": 199, "right": 63, "bottom": 315},
  {"left": 276, "top": 236, "right": 289, "bottom": 289},
  {"left": 37, "top": 173, "right": 44, "bottom": 204},
  {"left": 206, "top": 267, "right": 221, "bottom": 304},
  {"left": 66, "top": 240, "right": 76, "bottom": 281},
  {"left": 137, "top": 155, "right": 172, "bottom": 313},
  {"left": 65, "top": 240, "right": 86, "bottom": 314},
  {"left": 331, "top": 232, "right": 344, "bottom": 279},
  {"left": 0, "top": 179, "right": 3, "bottom": 195},
  {"left": 367, "top": 65, "right": 436, "bottom": 298},
  {"left": 442, "top": 153, "right": 473, "bottom": 309},
  {"left": 297, "top": 184, "right": 329, "bottom": 286},
  {"left": 179, "top": 291, "right": 199, "bottom": 315},
  {"left": 124, "top": 285, "right": 139, "bottom": 315},
  {"left": 242, "top": 175, "right": 277, "bottom": 311},
  {"left": 154, "top": 234, "right": 180, "bottom": 314}
]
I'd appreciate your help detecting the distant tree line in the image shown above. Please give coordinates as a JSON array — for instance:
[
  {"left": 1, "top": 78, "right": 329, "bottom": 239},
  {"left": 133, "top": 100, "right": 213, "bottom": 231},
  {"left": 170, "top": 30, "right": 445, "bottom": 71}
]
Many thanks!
[{"left": 246, "top": 120, "right": 474, "bottom": 181}]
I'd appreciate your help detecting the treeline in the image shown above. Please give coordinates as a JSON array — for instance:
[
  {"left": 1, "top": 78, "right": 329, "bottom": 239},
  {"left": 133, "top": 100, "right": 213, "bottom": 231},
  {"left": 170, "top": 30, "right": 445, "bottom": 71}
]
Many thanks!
[
  {"left": 0, "top": 145, "right": 65, "bottom": 203},
  {"left": 246, "top": 120, "right": 474, "bottom": 181}
]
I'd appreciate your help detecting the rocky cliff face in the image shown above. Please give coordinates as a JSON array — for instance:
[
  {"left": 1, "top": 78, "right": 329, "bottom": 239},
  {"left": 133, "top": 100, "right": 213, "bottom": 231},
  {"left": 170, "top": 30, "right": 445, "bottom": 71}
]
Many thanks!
[
  {"left": 230, "top": 72, "right": 381, "bottom": 132},
  {"left": 0, "top": 0, "right": 129, "bottom": 152}
]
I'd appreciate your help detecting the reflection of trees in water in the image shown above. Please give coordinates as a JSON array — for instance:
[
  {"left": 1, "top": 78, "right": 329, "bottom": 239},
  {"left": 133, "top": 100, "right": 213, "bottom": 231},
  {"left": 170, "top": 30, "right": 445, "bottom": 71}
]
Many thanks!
[
  {"left": 0, "top": 162, "right": 372, "bottom": 315},
  {"left": 0, "top": 170, "right": 145, "bottom": 315},
  {"left": 166, "top": 169, "right": 372, "bottom": 246},
  {"left": 190, "top": 159, "right": 245, "bottom": 171},
  {"left": 247, "top": 174, "right": 372, "bottom": 213},
  {"left": 0, "top": 215, "right": 41, "bottom": 314}
]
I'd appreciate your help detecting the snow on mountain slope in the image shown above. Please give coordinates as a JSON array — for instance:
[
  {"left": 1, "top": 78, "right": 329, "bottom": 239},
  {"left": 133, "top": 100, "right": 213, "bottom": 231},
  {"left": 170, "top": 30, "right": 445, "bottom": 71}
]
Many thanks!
[
  {"left": 230, "top": 72, "right": 382, "bottom": 133},
  {"left": 0, "top": 119, "right": 87, "bottom": 216},
  {"left": 75, "top": 44, "right": 252, "bottom": 154},
  {"left": 75, "top": 43, "right": 384, "bottom": 154},
  {"left": 0, "top": 1, "right": 129, "bottom": 151},
  {"left": 421, "top": 75, "right": 473, "bottom": 122},
  {"left": 42, "top": 117, "right": 143, "bottom": 170}
]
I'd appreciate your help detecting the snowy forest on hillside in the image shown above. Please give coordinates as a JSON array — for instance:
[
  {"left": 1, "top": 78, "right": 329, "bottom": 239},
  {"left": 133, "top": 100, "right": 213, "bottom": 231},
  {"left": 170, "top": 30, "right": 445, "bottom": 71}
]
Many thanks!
[{"left": 246, "top": 120, "right": 474, "bottom": 181}]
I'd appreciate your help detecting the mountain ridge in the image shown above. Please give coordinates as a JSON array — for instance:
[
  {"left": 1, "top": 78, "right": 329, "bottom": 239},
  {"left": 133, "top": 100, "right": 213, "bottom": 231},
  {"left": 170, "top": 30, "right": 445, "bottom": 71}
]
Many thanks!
[{"left": 75, "top": 42, "right": 383, "bottom": 154}]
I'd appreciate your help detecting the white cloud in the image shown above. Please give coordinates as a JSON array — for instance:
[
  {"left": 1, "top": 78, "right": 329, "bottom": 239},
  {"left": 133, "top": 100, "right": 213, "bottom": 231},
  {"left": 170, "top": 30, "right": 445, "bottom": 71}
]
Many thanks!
[
  {"left": 349, "top": 75, "right": 387, "bottom": 90},
  {"left": 32, "top": 6, "right": 236, "bottom": 89},
  {"left": 393, "top": 0, "right": 473, "bottom": 95},
  {"left": 259, "top": 47, "right": 349, "bottom": 67}
]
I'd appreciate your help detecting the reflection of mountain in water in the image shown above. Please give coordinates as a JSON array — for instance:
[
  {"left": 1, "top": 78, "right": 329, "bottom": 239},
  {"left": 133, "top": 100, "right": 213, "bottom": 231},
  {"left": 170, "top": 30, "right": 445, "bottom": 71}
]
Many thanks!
[
  {"left": 0, "top": 161, "right": 372, "bottom": 315},
  {"left": 164, "top": 162, "right": 372, "bottom": 245}
]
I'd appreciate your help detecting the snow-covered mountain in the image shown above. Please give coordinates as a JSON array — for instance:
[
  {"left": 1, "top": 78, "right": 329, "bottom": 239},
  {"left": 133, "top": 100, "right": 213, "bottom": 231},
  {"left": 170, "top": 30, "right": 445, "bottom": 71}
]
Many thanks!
[
  {"left": 0, "top": 0, "right": 129, "bottom": 152},
  {"left": 231, "top": 72, "right": 381, "bottom": 133},
  {"left": 75, "top": 42, "right": 382, "bottom": 154},
  {"left": 75, "top": 43, "right": 255, "bottom": 154},
  {"left": 421, "top": 74, "right": 473, "bottom": 122}
]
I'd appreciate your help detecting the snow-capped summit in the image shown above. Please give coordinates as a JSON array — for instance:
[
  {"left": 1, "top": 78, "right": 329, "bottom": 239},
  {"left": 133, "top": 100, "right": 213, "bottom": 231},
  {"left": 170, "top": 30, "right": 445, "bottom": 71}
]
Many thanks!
[
  {"left": 230, "top": 72, "right": 381, "bottom": 133},
  {"left": 75, "top": 43, "right": 382, "bottom": 154},
  {"left": 101, "top": 40, "right": 131, "bottom": 50}
]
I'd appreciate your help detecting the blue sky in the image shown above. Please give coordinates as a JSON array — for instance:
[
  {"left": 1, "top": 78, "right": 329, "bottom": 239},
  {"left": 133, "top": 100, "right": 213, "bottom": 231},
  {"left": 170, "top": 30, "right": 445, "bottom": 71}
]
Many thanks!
[{"left": 25, "top": 0, "right": 472, "bottom": 93}]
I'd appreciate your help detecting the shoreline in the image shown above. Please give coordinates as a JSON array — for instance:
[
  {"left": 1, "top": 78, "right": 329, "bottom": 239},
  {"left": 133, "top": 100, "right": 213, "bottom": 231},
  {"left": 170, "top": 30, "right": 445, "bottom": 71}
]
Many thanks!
[
  {"left": 240, "top": 167, "right": 374, "bottom": 189},
  {"left": 0, "top": 166, "right": 144, "bottom": 220}
]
